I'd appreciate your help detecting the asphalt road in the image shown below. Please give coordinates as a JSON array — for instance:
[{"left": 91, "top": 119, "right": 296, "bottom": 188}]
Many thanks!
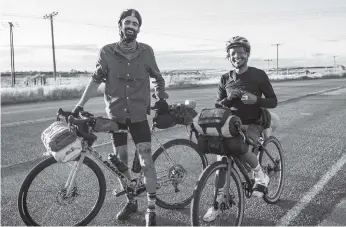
[{"left": 1, "top": 78, "right": 346, "bottom": 226}]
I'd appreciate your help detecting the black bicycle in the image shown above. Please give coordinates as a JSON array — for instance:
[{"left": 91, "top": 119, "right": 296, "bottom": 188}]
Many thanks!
[
  {"left": 190, "top": 122, "right": 285, "bottom": 226},
  {"left": 18, "top": 104, "right": 207, "bottom": 226}
]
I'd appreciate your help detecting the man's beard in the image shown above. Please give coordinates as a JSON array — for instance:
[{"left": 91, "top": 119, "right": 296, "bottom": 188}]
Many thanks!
[
  {"left": 231, "top": 58, "right": 248, "bottom": 69},
  {"left": 120, "top": 28, "right": 138, "bottom": 43}
]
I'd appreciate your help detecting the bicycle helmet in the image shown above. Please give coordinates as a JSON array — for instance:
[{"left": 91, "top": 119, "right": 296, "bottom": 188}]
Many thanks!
[{"left": 226, "top": 36, "right": 251, "bottom": 54}]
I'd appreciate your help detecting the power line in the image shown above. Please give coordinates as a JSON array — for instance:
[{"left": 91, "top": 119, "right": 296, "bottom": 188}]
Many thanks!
[
  {"left": 2, "top": 9, "right": 346, "bottom": 41},
  {"left": 263, "top": 59, "right": 273, "bottom": 72},
  {"left": 1, "top": 21, "right": 19, "bottom": 86},
  {"left": 271, "top": 43, "right": 283, "bottom": 75},
  {"left": 333, "top": 55, "right": 338, "bottom": 72},
  {"left": 43, "top": 11, "right": 58, "bottom": 81}
]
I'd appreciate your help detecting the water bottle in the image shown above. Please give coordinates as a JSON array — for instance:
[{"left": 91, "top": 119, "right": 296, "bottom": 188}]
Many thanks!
[
  {"left": 131, "top": 151, "right": 141, "bottom": 173},
  {"left": 108, "top": 153, "right": 128, "bottom": 173}
]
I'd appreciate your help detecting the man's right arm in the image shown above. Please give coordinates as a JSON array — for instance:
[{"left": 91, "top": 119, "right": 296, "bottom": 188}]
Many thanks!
[
  {"left": 215, "top": 76, "right": 232, "bottom": 107},
  {"left": 76, "top": 80, "right": 101, "bottom": 107},
  {"left": 76, "top": 48, "right": 107, "bottom": 108}
]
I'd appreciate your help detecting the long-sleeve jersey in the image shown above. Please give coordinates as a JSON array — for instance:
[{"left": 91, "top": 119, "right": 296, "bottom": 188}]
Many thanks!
[{"left": 216, "top": 67, "right": 277, "bottom": 124}]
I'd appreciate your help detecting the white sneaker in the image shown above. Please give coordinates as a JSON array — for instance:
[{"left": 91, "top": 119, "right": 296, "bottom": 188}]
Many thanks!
[
  {"left": 252, "top": 173, "right": 270, "bottom": 198},
  {"left": 203, "top": 206, "right": 221, "bottom": 222},
  {"left": 202, "top": 192, "right": 224, "bottom": 222}
]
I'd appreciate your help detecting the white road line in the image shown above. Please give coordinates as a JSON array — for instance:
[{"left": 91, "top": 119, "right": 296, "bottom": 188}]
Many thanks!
[
  {"left": 278, "top": 153, "right": 346, "bottom": 226},
  {"left": 1, "top": 117, "right": 56, "bottom": 127},
  {"left": 322, "top": 87, "right": 346, "bottom": 95},
  {"left": 1, "top": 105, "right": 72, "bottom": 115},
  {"left": 1, "top": 111, "right": 106, "bottom": 128}
]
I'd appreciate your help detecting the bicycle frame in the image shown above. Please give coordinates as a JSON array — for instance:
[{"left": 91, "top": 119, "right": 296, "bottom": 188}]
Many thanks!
[
  {"left": 215, "top": 135, "right": 280, "bottom": 200},
  {"left": 64, "top": 123, "right": 196, "bottom": 197}
]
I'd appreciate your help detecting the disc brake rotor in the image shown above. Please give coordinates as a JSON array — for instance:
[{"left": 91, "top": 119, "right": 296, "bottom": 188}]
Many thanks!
[{"left": 168, "top": 164, "right": 187, "bottom": 184}]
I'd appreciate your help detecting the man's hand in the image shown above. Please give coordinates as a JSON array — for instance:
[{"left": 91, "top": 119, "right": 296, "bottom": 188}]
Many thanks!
[
  {"left": 154, "top": 99, "right": 169, "bottom": 114},
  {"left": 227, "top": 89, "right": 242, "bottom": 101},
  {"left": 241, "top": 92, "right": 257, "bottom": 104},
  {"left": 72, "top": 105, "right": 84, "bottom": 118},
  {"left": 152, "top": 91, "right": 169, "bottom": 100}
]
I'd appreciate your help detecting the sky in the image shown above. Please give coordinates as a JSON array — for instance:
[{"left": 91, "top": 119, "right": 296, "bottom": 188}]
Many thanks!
[{"left": 1, "top": 0, "right": 346, "bottom": 72}]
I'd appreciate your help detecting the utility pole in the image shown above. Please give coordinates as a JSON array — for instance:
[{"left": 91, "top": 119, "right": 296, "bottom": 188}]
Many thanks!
[
  {"left": 333, "top": 55, "right": 338, "bottom": 72},
  {"left": 264, "top": 59, "right": 273, "bottom": 72},
  {"left": 1, "top": 21, "right": 18, "bottom": 87},
  {"left": 272, "top": 43, "right": 283, "bottom": 75},
  {"left": 43, "top": 11, "right": 58, "bottom": 81}
]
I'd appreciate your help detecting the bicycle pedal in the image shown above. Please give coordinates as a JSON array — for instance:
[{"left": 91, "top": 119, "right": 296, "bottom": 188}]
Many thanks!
[{"left": 112, "top": 189, "right": 126, "bottom": 197}]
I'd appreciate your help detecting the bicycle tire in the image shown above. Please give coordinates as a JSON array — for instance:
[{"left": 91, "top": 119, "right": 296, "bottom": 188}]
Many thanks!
[
  {"left": 152, "top": 138, "right": 208, "bottom": 209},
  {"left": 18, "top": 156, "right": 106, "bottom": 226},
  {"left": 259, "top": 136, "right": 285, "bottom": 204},
  {"left": 191, "top": 160, "right": 245, "bottom": 226}
]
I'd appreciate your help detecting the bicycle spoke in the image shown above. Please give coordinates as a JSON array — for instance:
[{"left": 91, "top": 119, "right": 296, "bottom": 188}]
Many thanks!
[
  {"left": 41, "top": 169, "right": 64, "bottom": 187},
  {"left": 41, "top": 202, "right": 60, "bottom": 225}
]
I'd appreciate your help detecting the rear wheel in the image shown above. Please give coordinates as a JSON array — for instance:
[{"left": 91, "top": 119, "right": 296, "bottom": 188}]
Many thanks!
[
  {"left": 259, "top": 136, "right": 285, "bottom": 204},
  {"left": 18, "top": 156, "right": 106, "bottom": 226},
  {"left": 152, "top": 139, "right": 208, "bottom": 209}
]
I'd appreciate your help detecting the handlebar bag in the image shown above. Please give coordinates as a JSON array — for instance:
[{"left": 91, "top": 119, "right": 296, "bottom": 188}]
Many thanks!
[
  {"left": 153, "top": 113, "right": 176, "bottom": 129},
  {"left": 169, "top": 103, "right": 198, "bottom": 126},
  {"left": 41, "top": 121, "right": 81, "bottom": 162},
  {"left": 196, "top": 107, "right": 242, "bottom": 137}
]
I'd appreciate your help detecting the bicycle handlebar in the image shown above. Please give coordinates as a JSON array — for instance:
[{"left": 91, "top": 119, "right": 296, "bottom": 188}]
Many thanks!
[
  {"left": 57, "top": 108, "right": 97, "bottom": 142},
  {"left": 68, "top": 115, "right": 92, "bottom": 127}
]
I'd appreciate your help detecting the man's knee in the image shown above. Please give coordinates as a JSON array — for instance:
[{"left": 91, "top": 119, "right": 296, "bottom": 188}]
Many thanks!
[
  {"left": 247, "top": 124, "right": 262, "bottom": 144},
  {"left": 136, "top": 142, "right": 154, "bottom": 171},
  {"left": 269, "top": 111, "right": 280, "bottom": 132},
  {"left": 113, "top": 145, "right": 128, "bottom": 163}
]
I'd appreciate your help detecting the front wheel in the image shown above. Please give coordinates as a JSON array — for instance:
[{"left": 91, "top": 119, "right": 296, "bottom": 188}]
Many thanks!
[
  {"left": 18, "top": 156, "right": 106, "bottom": 226},
  {"left": 259, "top": 136, "right": 285, "bottom": 204},
  {"left": 152, "top": 138, "right": 208, "bottom": 209},
  {"left": 191, "top": 160, "right": 245, "bottom": 226}
]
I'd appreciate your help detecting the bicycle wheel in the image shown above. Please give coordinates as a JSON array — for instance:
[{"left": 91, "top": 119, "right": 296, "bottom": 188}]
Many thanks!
[
  {"left": 191, "top": 161, "right": 244, "bottom": 226},
  {"left": 18, "top": 156, "right": 106, "bottom": 226},
  {"left": 259, "top": 136, "right": 285, "bottom": 204},
  {"left": 152, "top": 138, "right": 208, "bottom": 209}
]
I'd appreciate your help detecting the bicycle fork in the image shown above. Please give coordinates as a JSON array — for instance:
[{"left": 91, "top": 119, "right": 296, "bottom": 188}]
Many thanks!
[
  {"left": 212, "top": 157, "right": 234, "bottom": 215},
  {"left": 64, "top": 153, "right": 87, "bottom": 196}
]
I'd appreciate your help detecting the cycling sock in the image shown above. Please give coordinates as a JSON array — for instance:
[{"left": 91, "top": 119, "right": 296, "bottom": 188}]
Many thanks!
[
  {"left": 147, "top": 192, "right": 156, "bottom": 212},
  {"left": 216, "top": 188, "right": 223, "bottom": 197},
  {"left": 254, "top": 164, "right": 265, "bottom": 181}
]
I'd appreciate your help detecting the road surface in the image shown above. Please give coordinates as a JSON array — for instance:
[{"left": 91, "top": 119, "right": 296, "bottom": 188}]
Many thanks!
[{"left": 2, "top": 78, "right": 346, "bottom": 226}]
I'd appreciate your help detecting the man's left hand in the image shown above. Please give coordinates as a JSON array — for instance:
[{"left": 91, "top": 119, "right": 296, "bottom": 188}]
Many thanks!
[
  {"left": 152, "top": 91, "right": 169, "bottom": 100},
  {"left": 241, "top": 92, "right": 257, "bottom": 104}
]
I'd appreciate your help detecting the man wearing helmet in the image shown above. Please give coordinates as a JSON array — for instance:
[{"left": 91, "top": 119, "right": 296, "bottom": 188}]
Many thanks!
[
  {"left": 203, "top": 36, "right": 278, "bottom": 222},
  {"left": 72, "top": 9, "right": 169, "bottom": 226}
]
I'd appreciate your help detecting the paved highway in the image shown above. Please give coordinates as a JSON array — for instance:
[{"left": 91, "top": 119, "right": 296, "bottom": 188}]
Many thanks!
[{"left": 1, "top": 78, "right": 346, "bottom": 226}]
